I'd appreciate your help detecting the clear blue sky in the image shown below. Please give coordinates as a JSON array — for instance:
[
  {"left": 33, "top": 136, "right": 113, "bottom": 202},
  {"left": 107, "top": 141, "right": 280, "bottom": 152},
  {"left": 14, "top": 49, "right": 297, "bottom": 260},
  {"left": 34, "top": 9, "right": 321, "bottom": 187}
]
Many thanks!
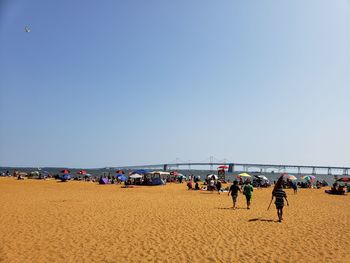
[{"left": 0, "top": 0, "right": 349, "bottom": 168}]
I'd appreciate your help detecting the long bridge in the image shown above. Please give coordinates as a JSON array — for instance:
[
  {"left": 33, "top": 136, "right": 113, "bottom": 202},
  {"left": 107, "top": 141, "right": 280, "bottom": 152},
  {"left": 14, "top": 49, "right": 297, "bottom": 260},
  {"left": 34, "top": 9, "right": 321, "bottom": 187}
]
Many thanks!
[{"left": 110, "top": 162, "right": 350, "bottom": 176}]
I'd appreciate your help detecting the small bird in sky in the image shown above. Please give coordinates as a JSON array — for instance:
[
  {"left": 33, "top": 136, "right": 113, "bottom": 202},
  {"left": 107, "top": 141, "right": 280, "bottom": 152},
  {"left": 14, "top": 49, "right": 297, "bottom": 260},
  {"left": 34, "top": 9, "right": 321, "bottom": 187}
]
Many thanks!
[{"left": 24, "top": 26, "right": 30, "bottom": 33}]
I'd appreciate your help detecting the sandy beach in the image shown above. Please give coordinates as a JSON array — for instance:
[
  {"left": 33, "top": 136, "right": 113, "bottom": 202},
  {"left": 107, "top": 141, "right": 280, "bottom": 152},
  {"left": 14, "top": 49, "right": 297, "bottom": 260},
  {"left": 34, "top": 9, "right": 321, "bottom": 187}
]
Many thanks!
[{"left": 0, "top": 178, "right": 349, "bottom": 263}]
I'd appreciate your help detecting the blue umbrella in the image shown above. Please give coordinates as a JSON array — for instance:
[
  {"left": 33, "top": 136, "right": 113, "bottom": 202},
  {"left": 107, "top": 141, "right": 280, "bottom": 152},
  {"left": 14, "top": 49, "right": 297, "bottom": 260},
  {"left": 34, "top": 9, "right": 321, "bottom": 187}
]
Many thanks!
[{"left": 117, "top": 174, "right": 127, "bottom": 182}]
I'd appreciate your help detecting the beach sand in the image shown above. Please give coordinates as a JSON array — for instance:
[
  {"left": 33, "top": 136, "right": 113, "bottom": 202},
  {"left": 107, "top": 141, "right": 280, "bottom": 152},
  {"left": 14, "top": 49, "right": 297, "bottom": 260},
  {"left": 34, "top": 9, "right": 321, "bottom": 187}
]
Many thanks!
[{"left": 0, "top": 178, "right": 349, "bottom": 263}]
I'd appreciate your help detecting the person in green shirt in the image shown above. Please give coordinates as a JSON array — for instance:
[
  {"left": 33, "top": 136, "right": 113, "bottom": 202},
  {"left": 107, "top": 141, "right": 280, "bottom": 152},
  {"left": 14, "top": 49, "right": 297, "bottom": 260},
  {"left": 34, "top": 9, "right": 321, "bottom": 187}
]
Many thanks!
[{"left": 243, "top": 180, "right": 254, "bottom": 209}]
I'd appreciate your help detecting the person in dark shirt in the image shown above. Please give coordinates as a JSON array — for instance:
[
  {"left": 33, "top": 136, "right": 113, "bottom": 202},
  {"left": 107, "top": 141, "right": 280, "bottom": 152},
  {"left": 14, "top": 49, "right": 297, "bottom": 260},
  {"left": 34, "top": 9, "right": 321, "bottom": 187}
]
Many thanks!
[
  {"left": 216, "top": 180, "right": 222, "bottom": 194},
  {"left": 272, "top": 187, "right": 289, "bottom": 222},
  {"left": 228, "top": 181, "right": 241, "bottom": 209},
  {"left": 194, "top": 182, "right": 200, "bottom": 190}
]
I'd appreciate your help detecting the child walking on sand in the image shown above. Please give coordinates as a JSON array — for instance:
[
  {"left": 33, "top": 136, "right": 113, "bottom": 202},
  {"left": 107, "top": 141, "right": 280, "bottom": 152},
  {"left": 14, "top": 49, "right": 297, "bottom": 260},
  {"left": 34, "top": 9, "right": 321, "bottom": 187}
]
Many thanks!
[
  {"left": 228, "top": 180, "right": 241, "bottom": 209},
  {"left": 271, "top": 187, "right": 289, "bottom": 222},
  {"left": 243, "top": 180, "right": 254, "bottom": 209}
]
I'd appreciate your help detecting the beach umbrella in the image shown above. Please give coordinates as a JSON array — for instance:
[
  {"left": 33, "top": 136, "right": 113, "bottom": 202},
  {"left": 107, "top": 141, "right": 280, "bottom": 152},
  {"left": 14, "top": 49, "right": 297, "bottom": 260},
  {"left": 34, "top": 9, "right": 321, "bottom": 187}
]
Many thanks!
[
  {"left": 337, "top": 177, "right": 350, "bottom": 182},
  {"left": 117, "top": 174, "right": 127, "bottom": 182},
  {"left": 116, "top": 170, "right": 125, "bottom": 174},
  {"left": 256, "top": 175, "right": 268, "bottom": 181},
  {"left": 217, "top": 165, "right": 229, "bottom": 169},
  {"left": 77, "top": 170, "right": 87, "bottom": 175},
  {"left": 301, "top": 175, "right": 315, "bottom": 181},
  {"left": 207, "top": 174, "right": 218, "bottom": 179},
  {"left": 288, "top": 175, "right": 297, "bottom": 180},
  {"left": 129, "top": 174, "right": 142, "bottom": 179},
  {"left": 61, "top": 169, "right": 70, "bottom": 174},
  {"left": 238, "top": 173, "right": 251, "bottom": 178}
]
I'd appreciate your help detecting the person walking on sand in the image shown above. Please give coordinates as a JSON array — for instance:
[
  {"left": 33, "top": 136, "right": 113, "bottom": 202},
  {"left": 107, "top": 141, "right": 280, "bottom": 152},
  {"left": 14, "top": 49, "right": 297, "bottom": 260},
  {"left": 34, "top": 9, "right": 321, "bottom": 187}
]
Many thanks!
[
  {"left": 292, "top": 182, "right": 298, "bottom": 194},
  {"left": 228, "top": 180, "right": 241, "bottom": 209},
  {"left": 271, "top": 186, "right": 289, "bottom": 222},
  {"left": 216, "top": 180, "right": 222, "bottom": 194},
  {"left": 243, "top": 180, "right": 254, "bottom": 209}
]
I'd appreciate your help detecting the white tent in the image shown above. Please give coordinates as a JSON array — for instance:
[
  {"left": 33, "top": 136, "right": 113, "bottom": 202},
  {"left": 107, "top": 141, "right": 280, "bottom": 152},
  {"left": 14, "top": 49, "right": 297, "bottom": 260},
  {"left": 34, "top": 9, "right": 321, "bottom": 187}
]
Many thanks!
[
  {"left": 150, "top": 171, "right": 170, "bottom": 175},
  {"left": 129, "top": 174, "right": 143, "bottom": 179}
]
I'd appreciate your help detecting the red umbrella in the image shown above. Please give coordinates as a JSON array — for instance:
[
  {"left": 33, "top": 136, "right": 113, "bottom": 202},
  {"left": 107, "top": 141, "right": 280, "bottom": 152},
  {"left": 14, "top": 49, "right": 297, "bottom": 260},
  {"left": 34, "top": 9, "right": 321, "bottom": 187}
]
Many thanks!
[
  {"left": 337, "top": 177, "right": 350, "bottom": 182},
  {"left": 61, "top": 169, "right": 70, "bottom": 174},
  {"left": 116, "top": 170, "right": 125, "bottom": 174},
  {"left": 218, "top": 165, "right": 229, "bottom": 169},
  {"left": 77, "top": 170, "right": 87, "bottom": 175}
]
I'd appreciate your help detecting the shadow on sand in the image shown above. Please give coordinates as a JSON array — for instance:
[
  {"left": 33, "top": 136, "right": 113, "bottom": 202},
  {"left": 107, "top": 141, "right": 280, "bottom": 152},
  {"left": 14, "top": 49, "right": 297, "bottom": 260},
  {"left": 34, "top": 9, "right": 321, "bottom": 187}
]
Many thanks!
[
  {"left": 248, "top": 217, "right": 277, "bottom": 223},
  {"left": 215, "top": 207, "right": 246, "bottom": 210}
]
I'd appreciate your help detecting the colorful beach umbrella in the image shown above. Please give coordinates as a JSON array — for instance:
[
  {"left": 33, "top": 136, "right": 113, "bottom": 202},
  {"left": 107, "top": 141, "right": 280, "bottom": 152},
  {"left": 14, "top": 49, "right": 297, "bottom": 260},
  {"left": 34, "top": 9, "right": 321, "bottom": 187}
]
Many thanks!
[
  {"left": 61, "top": 169, "right": 70, "bottom": 174},
  {"left": 337, "top": 177, "right": 350, "bottom": 182},
  {"left": 288, "top": 175, "right": 297, "bottom": 180},
  {"left": 217, "top": 165, "right": 229, "bottom": 169},
  {"left": 116, "top": 170, "right": 125, "bottom": 174},
  {"left": 238, "top": 173, "right": 251, "bottom": 177},
  {"left": 301, "top": 175, "right": 315, "bottom": 181}
]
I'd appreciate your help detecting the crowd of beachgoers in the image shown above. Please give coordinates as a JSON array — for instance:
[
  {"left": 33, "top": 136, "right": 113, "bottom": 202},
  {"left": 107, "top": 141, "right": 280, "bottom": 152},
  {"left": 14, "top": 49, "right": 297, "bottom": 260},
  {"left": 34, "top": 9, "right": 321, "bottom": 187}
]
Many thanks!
[{"left": 1, "top": 168, "right": 349, "bottom": 196}]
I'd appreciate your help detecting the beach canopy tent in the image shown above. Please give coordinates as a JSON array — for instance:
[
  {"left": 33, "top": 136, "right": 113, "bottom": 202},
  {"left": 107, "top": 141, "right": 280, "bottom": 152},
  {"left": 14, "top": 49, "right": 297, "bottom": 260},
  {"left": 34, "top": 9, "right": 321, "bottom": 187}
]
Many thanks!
[
  {"left": 238, "top": 173, "right": 251, "bottom": 178},
  {"left": 30, "top": 171, "right": 40, "bottom": 176},
  {"left": 129, "top": 174, "right": 143, "bottom": 179},
  {"left": 151, "top": 178, "right": 165, "bottom": 185},
  {"left": 150, "top": 171, "right": 170, "bottom": 175},
  {"left": 207, "top": 174, "right": 218, "bottom": 180},
  {"left": 61, "top": 169, "right": 70, "bottom": 174},
  {"left": 60, "top": 174, "right": 71, "bottom": 182},
  {"left": 301, "top": 175, "right": 316, "bottom": 181},
  {"left": 131, "top": 169, "right": 149, "bottom": 175},
  {"left": 337, "top": 177, "right": 350, "bottom": 182},
  {"left": 36, "top": 170, "right": 50, "bottom": 178},
  {"left": 99, "top": 177, "right": 109, "bottom": 184}
]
